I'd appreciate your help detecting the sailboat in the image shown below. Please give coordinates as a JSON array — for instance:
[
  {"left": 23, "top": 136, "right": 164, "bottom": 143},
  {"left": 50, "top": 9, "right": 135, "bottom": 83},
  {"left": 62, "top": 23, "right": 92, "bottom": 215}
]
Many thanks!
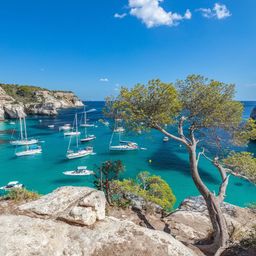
[
  {"left": 64, "top": 118, "right": 81, "bottom": 136},
  {"left": 66, "top": 113, "right": 94, "bottom": 159},
  {"left": 63, "top": 166, "right": 94, "bottom": 176},
  {"left": 15, "top": 144, "right": 42, "bottom": 157},
  {"left": 80, "top": 106, "right": 95, "bottom": 127},
  {"left": 109, "top": 120, "right": 138, "bottom": 151},
  {"left": 80, "top": 107, "right": 96, "bottom": 142},
  {"left": 10, "top": 117, "right": 38, "bottom": 146}
]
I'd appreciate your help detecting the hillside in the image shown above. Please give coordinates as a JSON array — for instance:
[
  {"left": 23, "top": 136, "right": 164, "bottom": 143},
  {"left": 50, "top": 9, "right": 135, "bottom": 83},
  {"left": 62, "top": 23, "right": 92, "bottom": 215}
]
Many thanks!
[{"left": 0, "top": 83, "right": 83, "bottom": 120}]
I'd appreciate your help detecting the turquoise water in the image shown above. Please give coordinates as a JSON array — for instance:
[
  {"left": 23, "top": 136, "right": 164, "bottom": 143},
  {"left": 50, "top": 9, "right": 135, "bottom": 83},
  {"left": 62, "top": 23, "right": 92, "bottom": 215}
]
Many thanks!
[{"left": 0, "top": 101, "right": 256, "bottom": 207}]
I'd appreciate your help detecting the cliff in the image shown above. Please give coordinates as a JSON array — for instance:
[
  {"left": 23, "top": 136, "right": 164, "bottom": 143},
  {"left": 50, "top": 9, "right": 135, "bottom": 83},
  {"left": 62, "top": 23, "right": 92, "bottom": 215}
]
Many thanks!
[
  {"left": 251, "top": 106, "right": 256, "bottom": 120},
  {"left": 0, "top": 83, "right": 83, "bottom": 120}
]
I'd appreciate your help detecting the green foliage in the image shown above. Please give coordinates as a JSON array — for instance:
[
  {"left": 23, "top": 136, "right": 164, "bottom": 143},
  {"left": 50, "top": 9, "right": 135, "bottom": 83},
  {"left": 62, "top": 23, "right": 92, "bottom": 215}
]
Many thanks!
[
  {"left": 94, "top": 160, "right": 124, "bottom": 203},
  {"left": 223, "top": 152, "right": 256, "bottom": 183},
  {"left": 0, "top": 83, "right": 47, "bottom": 103},
  {"left": 176, "top": 74, "right": 244, "bottom": 130},
  {"left": 105, "top": 79, "right": 181, "bottom": 131},
  {"left": 111, "top": 172, "right": 176, "bottom": 211},
  {"left": 4, "top": 188, "right": 40, "bottom": 202},
  {"left": 233, "top": 118, "right": 256, "bottom": 145}
]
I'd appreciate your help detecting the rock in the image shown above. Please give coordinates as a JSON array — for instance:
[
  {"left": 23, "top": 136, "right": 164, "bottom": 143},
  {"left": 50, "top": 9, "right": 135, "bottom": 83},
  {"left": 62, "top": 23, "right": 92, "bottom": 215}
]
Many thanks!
[
  {"left": 165, "top": 196, "right": 256, "bottom": 244},
  {"left": 0, "top": 85, "right": 83, "bottom": 120},
  {"left": 25, "top": 103, "right": 58, "bottom": 116},
  {"left": 19, "top": 186, "right": 106, "bottom": 226},
  {"left": 0, "top": 214, "right": 197, "bottom": 256},
  {"left": 4, "top": 104, "right": 26, "bottom": 118},
  {"left": 250, "top": 106, "right": 256, "bottom": 120}
]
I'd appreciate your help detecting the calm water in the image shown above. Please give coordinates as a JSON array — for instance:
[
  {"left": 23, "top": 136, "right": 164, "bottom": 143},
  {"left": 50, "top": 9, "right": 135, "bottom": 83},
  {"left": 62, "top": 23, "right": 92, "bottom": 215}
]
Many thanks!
[{"left": 0, "top": 101, "right": 255, "bottom": 207}]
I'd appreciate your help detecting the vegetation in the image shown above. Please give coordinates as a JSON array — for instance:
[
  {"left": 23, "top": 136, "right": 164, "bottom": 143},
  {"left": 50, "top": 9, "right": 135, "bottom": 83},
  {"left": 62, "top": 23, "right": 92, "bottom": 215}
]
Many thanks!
[
  {"left": 94, "top": 160, "right": 124, "bottom": 204},
  {"left": 223, "top": 152, "right": 256, "bottom": 183},
  {"left": 4, "top": 188, "right": 40, "bottom": 202},
  {"left": 0, "top": 83, "right": 48, "bottom": 103},
  {"left": 105, "top": 75, "right": 256, "bottom": 255},
  {"left": 111, "top": 171, "right": 176, "bottom": 212}
]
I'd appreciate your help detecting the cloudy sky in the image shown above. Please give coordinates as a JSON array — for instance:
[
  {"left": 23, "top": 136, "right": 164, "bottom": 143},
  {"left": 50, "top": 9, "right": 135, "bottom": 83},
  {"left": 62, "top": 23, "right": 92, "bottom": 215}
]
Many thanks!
[{"left": 0, "top": 0, "right": 255, "bottom": 100}]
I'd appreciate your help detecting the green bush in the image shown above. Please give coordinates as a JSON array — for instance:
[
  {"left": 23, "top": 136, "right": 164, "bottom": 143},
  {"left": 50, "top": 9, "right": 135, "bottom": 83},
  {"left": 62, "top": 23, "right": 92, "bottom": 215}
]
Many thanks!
[
  {"left": 111, "top": 172, "right": 176, "bottom": 211},
  {"left": 4, "top": 188, "right": 40, "bottom": 202}
]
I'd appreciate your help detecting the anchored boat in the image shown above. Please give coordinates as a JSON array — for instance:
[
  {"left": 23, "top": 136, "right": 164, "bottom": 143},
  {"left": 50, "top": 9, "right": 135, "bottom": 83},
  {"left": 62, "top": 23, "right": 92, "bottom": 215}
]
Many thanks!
[{"left": 63, "top": 166, "right": 94, "bottom": 176}]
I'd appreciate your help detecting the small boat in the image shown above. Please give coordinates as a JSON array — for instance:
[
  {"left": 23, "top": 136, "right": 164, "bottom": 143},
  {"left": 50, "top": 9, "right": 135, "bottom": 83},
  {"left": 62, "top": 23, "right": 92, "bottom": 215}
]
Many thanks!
[
  {"left": 66, "top": 114, "right": 94, "bottom": 159},
  {"left": 163, "top": 136, "right": 169, "bottom": 142},
  {"left": 48, "top": 124, "right": 55, "bottom": 128},
  {"left": 10, "top": 139, "right": 38, "bottom": 146},
  {"left": 114, "top": 127, "right": 125, "bottom": 133},
  {"left": 109, "top": 120, "right": 138, "bottom": 151},
  {"left": 63, "top": 166, "right": 94, "bottom": 176},
  {"left": 9, "top": 121, "right": 16, "bottom": 125},
  {"left": 59, "top": 124, "right": 71, "bottom": 131},
  {"left": 10, "top": 117, "right": 38, "bottom": 146},
  {"left": 0, "top": 181, "right": 24, "bottom": 191},
  {"left": 80, "top": 107, "right": 95, "bottom": 127},
  {"left": 66, "top": 147, "right": 93, "bottom": 159},
  {"left": 64, "top": 131, "right": 81, "bottom": 136},
  {"left": 16, "top": 145, "right": 42, "bottom": 157},
  {"left": 80, "top": 134, "right": 96, "bottom": 143}
]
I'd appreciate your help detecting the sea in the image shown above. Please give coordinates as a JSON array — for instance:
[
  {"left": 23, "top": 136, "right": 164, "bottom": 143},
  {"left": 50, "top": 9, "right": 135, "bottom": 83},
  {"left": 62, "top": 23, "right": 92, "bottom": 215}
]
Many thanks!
[{"left": 0, "top": 101, "right": 255, "bottom": 207}]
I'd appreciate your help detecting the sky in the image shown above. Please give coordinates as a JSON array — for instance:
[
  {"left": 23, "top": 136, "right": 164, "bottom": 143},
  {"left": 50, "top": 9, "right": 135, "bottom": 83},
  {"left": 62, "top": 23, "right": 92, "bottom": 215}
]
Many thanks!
[{"left": 0, "top": 0, "right": 255, "bottom": 101}]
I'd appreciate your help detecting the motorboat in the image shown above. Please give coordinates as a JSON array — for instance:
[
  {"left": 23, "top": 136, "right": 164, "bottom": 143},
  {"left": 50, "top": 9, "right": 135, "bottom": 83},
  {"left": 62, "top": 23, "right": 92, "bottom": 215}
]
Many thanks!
[
  {"left": 48, "top": 124, "right": 55, "bottom": 128},
  {"left": 163, "top": 136, "right": 169, "bottom": 142},
  {"left": 0, "top": 181, "right": 24, "bottom": 190},
  {"left": 64, "top": 131, "right": 81, "bottom": 136},
  {"left": 63, "top": 166, "right": 94, "bottom": 176}
]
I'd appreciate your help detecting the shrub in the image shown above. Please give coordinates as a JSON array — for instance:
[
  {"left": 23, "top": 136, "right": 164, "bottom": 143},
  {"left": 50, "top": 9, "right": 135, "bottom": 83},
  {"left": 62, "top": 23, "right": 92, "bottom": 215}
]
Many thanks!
[
  {"left": 110, "top": 172, "right": 176, "bottom": 212},
  {"left": 4, "top": 188, "right": 40, "bottom": 202}
]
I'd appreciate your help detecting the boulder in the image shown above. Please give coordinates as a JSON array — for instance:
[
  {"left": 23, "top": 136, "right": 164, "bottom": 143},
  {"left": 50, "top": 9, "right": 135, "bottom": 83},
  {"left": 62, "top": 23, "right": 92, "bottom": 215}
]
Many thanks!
[
  {"left": 19, "top": 186, "right": 106, "bottom": 226},
  {"left": 0, "top": 214, "right": 197, "bottom": 256},
  {"left": 165, "top": 196, "right": 256, "bottom": 244},
  {"left": 4, "top": 104, "right": 26, "bottom": 118}
]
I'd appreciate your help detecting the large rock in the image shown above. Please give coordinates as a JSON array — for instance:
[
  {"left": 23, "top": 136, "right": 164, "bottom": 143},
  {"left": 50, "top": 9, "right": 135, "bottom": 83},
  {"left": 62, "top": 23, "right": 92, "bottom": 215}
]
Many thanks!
[
  {"left": 4, "top": 104, "right": 26, "bottom": 118},
  {"left": 0, "top": 215, "right": 197, "bottom": 256},
  {"left": 25, "top": 103, "right": 58, "bottom": 116},
  {"left": 165, "top": 196, "right": 256, "bottom": 244},
  {"left": 250, "top": 106, "right": 256, "bottom": 120},
  {"left": 19, "top": 186, "right": 106, "bottom": 226}
]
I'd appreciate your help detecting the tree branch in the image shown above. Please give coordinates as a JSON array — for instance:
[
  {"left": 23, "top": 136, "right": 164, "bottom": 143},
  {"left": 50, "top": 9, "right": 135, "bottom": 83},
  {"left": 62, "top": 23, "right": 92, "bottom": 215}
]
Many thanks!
[{"left": 154, "top": 124, "right": 189, "bottom": 146}]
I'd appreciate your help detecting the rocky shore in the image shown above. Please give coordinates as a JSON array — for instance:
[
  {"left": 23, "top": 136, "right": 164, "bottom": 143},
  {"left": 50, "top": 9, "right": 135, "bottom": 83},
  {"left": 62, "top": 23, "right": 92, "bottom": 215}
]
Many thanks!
[
  {"left": 0, "top": 187, "right": 255, "bottom": 256},
  {"left": 0, "top": 84, "right": 83, "bottom": 120}
]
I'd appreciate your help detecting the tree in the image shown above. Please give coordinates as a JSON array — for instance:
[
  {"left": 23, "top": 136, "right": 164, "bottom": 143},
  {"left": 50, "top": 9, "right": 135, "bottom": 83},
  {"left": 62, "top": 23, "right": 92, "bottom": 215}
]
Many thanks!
[
  {"left": 105, "top": 76, "right": 256, "bottom": 255},
  {"left": 94, "top": 160, "right": 124, "bottom": 204}
]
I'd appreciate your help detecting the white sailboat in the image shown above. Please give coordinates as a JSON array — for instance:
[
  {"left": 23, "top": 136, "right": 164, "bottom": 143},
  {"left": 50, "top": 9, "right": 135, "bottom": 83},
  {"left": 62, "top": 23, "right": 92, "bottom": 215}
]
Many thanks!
[
  {"left": 109, "top": 120, "right": 138, "bottom": 151},
  {"left": 0, "top": 181, "right": 24, "bottom": 190},
  {"left": 80, "top": 106, "right": 95, "bottom": 127},
  {"left": 66, "top": 114, "right": 94, "bottom": 159},
  {"left": 80, "top": 107, "right": 96, "bottom": 142},
  {"left": 10, "top": 117, "right": 38, "bottom": 146},
  {"left": 15, "top": 145, "right": 42, "bottom": 157}
]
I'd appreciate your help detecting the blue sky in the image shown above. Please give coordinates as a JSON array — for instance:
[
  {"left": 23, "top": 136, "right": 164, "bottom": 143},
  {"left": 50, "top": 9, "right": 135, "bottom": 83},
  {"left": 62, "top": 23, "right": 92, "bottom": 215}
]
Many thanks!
[{"left": 0, "top": 0, "right": 255, "bottom": 100}]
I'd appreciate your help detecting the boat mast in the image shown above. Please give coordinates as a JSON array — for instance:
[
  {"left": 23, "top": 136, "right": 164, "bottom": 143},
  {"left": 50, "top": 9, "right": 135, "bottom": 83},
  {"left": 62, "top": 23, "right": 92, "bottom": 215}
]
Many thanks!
[
  {"left": 84, "top": 106, "right": 87, "bottom": 138},
  {"left": 19, "top": 117, "right": 23, "bottom": 140},
  {"left": 75, "top": 113, "right": 79, "bottom": 148},
  {"left": 23, "top": 117, "right": 28, "bottom": 141}
]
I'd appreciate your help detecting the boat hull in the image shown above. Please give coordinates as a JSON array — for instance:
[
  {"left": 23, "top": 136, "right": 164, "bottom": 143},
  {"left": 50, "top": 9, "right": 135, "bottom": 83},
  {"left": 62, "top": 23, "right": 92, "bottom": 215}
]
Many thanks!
[
  {"left": 10, "top": 139, "right": 38, "bottom": 146},
  {"left": 16, "top": 148, "right": 42, "bottom": 157}
]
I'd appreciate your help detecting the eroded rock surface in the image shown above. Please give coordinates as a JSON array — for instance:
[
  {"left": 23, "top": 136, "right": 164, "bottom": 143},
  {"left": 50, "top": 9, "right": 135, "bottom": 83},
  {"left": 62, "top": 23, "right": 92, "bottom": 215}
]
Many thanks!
[{"left": 19, "top": 186, "right": 106, "bottom": 226}]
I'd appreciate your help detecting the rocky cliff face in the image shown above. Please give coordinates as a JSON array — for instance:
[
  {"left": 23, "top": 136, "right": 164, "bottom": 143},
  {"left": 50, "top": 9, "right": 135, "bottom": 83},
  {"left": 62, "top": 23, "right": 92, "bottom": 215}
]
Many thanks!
[
  {"left": 0, "top": 186, "right": 197, "bottom": 256},
  {"left": 0, "top": 85, "right": 83, "bottom": 119}
]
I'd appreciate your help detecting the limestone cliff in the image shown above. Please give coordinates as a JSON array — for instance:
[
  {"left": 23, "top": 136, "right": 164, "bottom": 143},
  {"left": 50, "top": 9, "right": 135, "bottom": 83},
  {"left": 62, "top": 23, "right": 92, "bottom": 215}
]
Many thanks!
[{"left": 0, "top": 83, "right": 83, "bottom": 119}]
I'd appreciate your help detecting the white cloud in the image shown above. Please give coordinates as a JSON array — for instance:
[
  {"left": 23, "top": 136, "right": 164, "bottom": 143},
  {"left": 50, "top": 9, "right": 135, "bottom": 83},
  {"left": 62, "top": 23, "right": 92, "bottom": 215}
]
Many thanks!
[
  {"left": 114, "top": 13, "right": 127, "bottom": 19},
  {"left": 128, "top": 0, "right": 191, "bottom": 28},
  {"left": 99, "top": 78, "right": 109, "bottom": 82},
  {"left": 198, "top": 3, "right": 231, "bottom": 20}
]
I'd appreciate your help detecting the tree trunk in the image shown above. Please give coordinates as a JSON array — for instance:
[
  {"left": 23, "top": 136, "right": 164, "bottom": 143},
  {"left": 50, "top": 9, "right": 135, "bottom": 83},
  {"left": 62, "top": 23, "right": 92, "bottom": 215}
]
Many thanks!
[{"left": 188, "top": 146, "right": 229, "bottom": 256}]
